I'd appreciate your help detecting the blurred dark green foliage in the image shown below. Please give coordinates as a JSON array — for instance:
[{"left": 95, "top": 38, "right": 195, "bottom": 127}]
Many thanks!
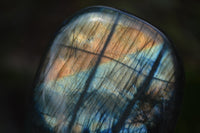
[{"left": 0, "top": 0, "right": 199, "bottom": 133}]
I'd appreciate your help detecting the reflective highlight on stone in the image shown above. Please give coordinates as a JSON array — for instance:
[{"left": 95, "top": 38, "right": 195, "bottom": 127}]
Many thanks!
[{"left": 31, "top": 6, "right": 182, "bottom": 133}]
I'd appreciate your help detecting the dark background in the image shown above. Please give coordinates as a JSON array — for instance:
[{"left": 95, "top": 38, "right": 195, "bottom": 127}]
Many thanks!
[{"left": 1, "top": 0, "right": 200, "bottom": 133}]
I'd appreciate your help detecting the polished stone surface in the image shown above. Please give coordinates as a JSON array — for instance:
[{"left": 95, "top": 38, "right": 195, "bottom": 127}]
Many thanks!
[{"left": 30, "top": 6, "right": 182, "bottom": 133}]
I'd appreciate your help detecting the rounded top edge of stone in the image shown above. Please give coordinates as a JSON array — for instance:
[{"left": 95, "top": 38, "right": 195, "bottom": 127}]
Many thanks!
[{"left": 63, "top": 6, "right": 169, "bottom": 42}]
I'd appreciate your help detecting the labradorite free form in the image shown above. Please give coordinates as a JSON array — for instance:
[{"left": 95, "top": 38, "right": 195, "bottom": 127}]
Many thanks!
[{"left": 31, "top": 6, "right": 182, "bottom": 133}]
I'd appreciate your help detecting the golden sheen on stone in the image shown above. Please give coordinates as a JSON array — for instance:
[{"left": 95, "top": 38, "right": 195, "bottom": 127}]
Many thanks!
[{"left": 29, "top": 6, "right": 183, "bottom": 133}]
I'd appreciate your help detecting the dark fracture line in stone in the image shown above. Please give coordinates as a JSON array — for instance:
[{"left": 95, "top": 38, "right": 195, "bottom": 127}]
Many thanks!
[
  {"left": 67, "top": 13, "right": 120, "bottom": 133},
  {"left": 112, "top": 43, "right": 166, "bottom": 133}
]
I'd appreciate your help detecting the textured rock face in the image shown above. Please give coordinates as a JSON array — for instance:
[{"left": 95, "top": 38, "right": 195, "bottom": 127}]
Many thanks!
[{"left": 29, "top": 6, "right": 183, "bottom": 133}]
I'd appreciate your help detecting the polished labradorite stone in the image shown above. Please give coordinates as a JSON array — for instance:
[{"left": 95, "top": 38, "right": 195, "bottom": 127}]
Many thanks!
[{"left": 30, "top": 6, "right": 183, "bottom": 133}]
